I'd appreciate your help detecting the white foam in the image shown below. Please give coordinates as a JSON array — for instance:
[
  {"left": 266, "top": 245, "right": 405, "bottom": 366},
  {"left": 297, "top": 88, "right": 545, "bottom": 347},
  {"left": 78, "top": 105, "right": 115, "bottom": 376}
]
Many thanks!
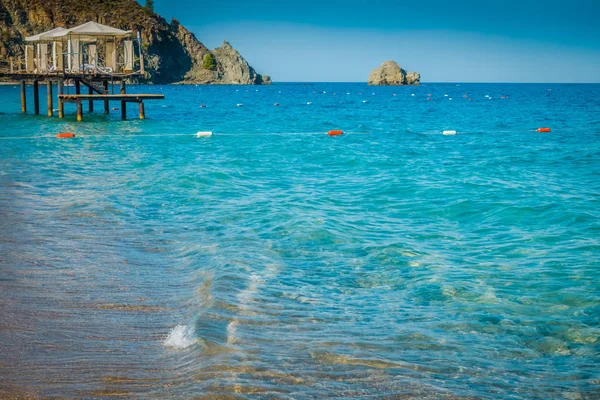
[
  {"left": 164, "top": 325, "right": 196, "bottom": 349},
  {"left": 195, "top": 131, "right": 213, "bottom": 137},
  {"left": 442, "top": 130, "right": 457, "bottom": 135}
]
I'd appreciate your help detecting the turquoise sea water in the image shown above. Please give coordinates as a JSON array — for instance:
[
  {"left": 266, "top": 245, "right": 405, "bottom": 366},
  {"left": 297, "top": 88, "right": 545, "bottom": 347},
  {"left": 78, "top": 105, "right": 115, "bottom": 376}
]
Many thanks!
[{"left": 0, "top": 83, "right": 599, "bottom": 399}]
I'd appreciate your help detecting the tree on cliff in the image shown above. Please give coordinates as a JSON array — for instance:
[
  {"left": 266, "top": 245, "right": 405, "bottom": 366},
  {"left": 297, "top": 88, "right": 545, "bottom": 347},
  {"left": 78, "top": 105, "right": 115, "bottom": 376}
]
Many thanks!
[
  {"left": 203, "top": 53, "right": 216, "bottom": 70},
  {"left": 143, "top": 0, "right": 154, "bottom": 13}
]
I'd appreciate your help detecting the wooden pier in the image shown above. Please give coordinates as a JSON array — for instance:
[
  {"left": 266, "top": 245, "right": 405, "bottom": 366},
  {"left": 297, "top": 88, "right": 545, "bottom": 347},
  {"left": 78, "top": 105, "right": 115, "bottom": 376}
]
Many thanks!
[
  {"left": 0, "top": 21, "right": 164, "bottom": 121},
  {"left": 2, "top": 74, "right": 165, "bottom": 121}
]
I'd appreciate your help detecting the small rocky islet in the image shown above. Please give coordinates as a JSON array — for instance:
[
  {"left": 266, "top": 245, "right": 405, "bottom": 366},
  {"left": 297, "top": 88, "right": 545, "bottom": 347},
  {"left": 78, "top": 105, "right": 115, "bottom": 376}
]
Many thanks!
[{"left": 368, "top": 60, "right": 420, "bottom": 86}]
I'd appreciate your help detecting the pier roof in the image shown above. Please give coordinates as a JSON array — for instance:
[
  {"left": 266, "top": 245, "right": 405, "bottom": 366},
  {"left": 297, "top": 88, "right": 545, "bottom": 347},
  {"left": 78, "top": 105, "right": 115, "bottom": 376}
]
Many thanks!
[
  {"left": 62, "top": 21, "right": 132, "bottom": 38},
  {"left": 25, "top": 27, "right": 69, "bottom": 42},
  {"left": 24, "top": 22, "right": 131, "bottom": 43}
]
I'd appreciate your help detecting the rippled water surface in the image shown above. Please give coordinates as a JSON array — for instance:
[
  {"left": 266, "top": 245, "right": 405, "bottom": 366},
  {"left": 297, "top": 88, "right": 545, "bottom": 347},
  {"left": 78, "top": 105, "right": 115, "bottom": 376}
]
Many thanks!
[{"left": 0, "top": 83, "right": 599, "bottom": 399}]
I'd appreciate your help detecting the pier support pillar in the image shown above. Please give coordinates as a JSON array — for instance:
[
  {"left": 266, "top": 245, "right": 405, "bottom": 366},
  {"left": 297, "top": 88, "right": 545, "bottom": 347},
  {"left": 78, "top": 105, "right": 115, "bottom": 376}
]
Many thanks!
[
  {"left": 75, "top": 80, "right": 80, "bottom": 95},
  {"left": 139, "top": 102, "right": 145, "bottom": 120},
  {"left": 58, "top": 80, "right": 64, "bottom": 119},
  {"left": 77, "top": 100, "right": 83, "bottom": 122},
  {"left": 33, "top": 80, "right": 39, "bottom": 115},
  {"left": 20, "top": 81, "right": 27, "bottom": 113},
  {"left": 88, "top": 86, "right": 94, "bottom": 113},
  {"left": 47, "top": 80, "right": 53, "bottom": 117},
  {"left": 120, "top": 81, "right": 127, "bottom": 120},
  {"left": 103, "top": 81, "right": 109, "bottom": 114}
]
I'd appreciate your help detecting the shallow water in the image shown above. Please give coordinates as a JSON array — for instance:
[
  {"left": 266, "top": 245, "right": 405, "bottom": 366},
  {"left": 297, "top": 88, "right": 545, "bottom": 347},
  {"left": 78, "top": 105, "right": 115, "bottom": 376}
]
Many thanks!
[{"left": 0, "top": 82, "right": 599, "bottom": 399}]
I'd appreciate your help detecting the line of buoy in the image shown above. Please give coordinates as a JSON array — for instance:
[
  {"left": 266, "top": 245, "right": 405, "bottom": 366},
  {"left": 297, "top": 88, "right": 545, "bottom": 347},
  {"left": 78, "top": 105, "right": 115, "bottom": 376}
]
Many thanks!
[{"left": 2, "top": 127, "right": 554, "bottom": 141}]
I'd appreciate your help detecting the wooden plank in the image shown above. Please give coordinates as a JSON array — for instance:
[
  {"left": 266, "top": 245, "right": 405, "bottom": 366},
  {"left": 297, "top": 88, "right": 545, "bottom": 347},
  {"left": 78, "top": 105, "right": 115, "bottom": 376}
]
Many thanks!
[
  {"left": 0, "top": 72, "right": 141, "bottom": 80},
  {"left": 58, "top": 94, "right": 164, "bottom": 101},
  {"left": 120, "top": 81, "right": 126, "bottom": 120},
  {"left": 88, "top": 86, "right": 94, "bottom": 112},
  {"left": 33, "top": 80, "right": 39, "bottom": 115},
  {"left": 77, "top": 100, "right": 83, "bottom": 122},
  {"left": 103, "top": 81, "right": 109, "bottom": 114},
  {"left": 47, "top": 80, "right": 53, "bottom": 117},
  {"left": 58, "top": 80, "right": 64, "bottom": 119},
  {"left": 20, "top": 81, "right": 26, "bottom": 113}
]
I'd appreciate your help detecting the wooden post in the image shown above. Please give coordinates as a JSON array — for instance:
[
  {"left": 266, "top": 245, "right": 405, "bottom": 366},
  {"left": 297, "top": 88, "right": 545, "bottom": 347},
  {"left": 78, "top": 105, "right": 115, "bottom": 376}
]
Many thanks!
[
  {"left": 103, "top": 80, "right": 109, "bottom": 114},
  {"left": 33, "top": 80, "right": 39, "bottom": 115},
  {"left": 10, "top": 57, "right": 14, "bottom": 73},
  {"left": 58, "top": 79, "right": 64, "bottom": 119},
  {"left": 139, "top": 101, "right": 145, "bottom": 120},
  {"left": 20, "top": 81, "right": 27, "bottom": 113},
  {"left": 75, "top": 80, "right": 80, "bottom": 95},
  {"left": 47, "top": 80, "right": 53, "bottom": 117},
  {"left": 120, "top": 81, "right": 126, "bottom": 120},
  {"left": 88, "top": 85, "right": 94, "bottom": 112},
  {"left": 77, "top": 100, "right": 83, "bottom": 122}
]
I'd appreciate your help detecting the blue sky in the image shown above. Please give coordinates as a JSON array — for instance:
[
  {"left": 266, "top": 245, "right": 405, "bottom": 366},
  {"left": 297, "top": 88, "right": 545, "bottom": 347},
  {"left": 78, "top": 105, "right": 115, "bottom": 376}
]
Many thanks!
[{"left": 147, "top": 0, "right": 600, "bottom": 82}]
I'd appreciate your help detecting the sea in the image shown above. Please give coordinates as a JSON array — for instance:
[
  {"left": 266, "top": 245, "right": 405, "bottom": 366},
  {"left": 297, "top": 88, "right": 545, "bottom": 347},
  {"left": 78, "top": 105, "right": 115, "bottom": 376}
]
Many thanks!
[{"left": 0, "top": 82, "right": 599, "bottom": 399}]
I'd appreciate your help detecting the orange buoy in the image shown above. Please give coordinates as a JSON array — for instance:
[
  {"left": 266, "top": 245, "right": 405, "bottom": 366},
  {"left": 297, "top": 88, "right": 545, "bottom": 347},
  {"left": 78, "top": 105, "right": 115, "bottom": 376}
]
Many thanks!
[
  {"left": 328, "top": 130, "right": 343, "bottom": 136},
  {"left": 57, "top": 133, "right": 75, "bottom": 138},
  {"left": 537, "top": 127, "right": 551, "bottom": 132}
]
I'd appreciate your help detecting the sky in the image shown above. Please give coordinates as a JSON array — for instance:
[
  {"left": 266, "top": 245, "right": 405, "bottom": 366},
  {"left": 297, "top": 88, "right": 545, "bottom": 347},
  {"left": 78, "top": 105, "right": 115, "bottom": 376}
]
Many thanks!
[{"left": 146, "top": 0, "right": 600, "bottom": 83}]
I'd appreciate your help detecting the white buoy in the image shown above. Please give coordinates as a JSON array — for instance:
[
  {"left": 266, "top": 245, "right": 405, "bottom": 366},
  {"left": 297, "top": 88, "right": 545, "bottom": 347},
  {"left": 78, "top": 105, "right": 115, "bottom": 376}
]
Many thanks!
[
  {"left": 411, "top": 94, "right": 415, "bottom": 96},
  {"left": 195, "top": 131, "right": 213, "bottom": 137},
  {"left": 442, "top": 130, "right": 457, "bottom": 135}
]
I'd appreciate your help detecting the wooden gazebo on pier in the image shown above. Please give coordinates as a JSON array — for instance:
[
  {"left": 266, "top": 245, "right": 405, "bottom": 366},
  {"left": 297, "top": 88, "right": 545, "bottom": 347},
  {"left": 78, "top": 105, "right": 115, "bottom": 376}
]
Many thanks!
[{"left": 1, "top": 21, "right": 163, "bottom": 121}]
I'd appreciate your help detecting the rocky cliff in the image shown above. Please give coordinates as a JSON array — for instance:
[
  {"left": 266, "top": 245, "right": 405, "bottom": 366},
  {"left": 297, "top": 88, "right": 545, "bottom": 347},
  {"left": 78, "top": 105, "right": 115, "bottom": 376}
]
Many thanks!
[
  {"left": 368, "top": 61, "right": 420, "bottom": 86},
  {"left": 0, "top": 0, "right": 271, "bottom": 84},
  {"left": 184, "top": 41, "right": 271, "bottom": 85}
]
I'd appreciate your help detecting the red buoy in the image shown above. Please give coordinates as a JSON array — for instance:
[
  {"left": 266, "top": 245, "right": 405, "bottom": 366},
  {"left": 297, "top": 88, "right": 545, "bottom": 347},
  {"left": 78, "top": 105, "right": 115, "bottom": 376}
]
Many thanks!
[
  {"left": 537, "top": 127, "right": 551, "bottom": 132},
  {"left": 57, "top": 133, "right": 75, "bottom": 138},
  {"left": 328, "top": 130, "right": 343, "bottom": 136}
]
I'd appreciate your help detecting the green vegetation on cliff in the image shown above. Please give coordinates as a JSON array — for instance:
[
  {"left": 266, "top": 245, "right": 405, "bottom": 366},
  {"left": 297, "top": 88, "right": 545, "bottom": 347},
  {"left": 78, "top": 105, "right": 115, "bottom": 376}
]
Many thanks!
[{"left": 202, "top": 53, "right": 216, "bottom": 70}]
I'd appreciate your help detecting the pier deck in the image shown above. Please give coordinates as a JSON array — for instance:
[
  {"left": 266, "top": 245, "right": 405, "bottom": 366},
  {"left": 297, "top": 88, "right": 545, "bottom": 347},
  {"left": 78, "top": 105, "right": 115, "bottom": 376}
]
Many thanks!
[
  {"left": 4, "top": 74, "right": 165, "bottom": 121},
  {"left": 60, "top": 93, "right": 164, "bottom": 121},
  {"left": 59, "top": 94, "right": 164, "bottom": 102}
]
